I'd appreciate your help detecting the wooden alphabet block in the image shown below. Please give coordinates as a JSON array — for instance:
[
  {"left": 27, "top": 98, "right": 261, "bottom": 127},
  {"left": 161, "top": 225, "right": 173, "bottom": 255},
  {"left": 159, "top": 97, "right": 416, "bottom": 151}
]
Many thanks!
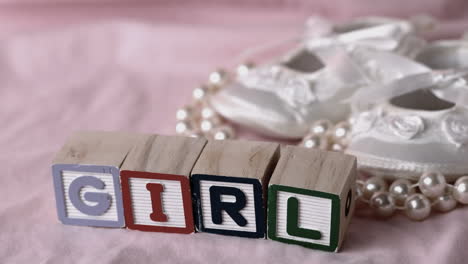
[
  {"left": 267, "top": 146, "right": 356, "bottom": 252},
  {"left": 52, "top": 131, "right": 140, "bottom": 227},
  {"left": 191, "top": 140, "right": 280, "bottom": 238},
  {"left": 120, "top": 135, "right": 207, "bottom": 234}
]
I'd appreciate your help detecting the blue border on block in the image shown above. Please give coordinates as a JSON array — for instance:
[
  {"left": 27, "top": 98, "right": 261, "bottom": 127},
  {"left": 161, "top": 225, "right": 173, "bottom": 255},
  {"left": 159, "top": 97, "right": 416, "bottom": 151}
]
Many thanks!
[
  {"left": 52, "top": 164, "right": 125, "bottom": 228},
  {"left": 191, "top": 174, "right": 265, "bottom": 238}
]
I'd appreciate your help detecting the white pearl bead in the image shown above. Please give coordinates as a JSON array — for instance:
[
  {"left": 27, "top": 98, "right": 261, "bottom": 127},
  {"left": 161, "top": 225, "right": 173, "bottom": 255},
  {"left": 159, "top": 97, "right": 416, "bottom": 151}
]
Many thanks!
[
  {"left": 355, "top": 184, "right": 367, "bottom": 210},
  {"left": 176, "top": 106, "right": 192, "bottom": 121},
  {"left": 200, "top": 117, "right": 222, "bottom": 133},
  {"left": 453, "top": 176, "right": 468, "bottom": 204},
  {"left": 175, "top": 121, "right": 191, "bottom": 135},
  {"left": 200, "top": 105, "right": 217, "bottom": 119},
  {"left": 211, "top": 125, "right": 235, "bottom": 140},
  {"left": 331, "top": 121, "right": 351, "bottom": 142},
  {"left": 330, "top": 143, "right": 345, "bottom": 152},
  {"left": 309, "top": 120, "right": 333, "bottom": 135},
  {"left": 356, "top": 184, "right": 363, "bottom": 199},
  {"left": 209, "top": 70, "right": 227, "bottom": 85},
  {"left": 370, "top": 192, "right": 395, "bottom": 217},
  {"left": 405, "top": 194, "right": 431, "bottom": 221},
  {"left": 300, "top": 134, "right": 329, "bottom": 150},
  {"left": 433, "top": 188, "right": 457, "bottom": 212},
  {"left": 363, "top": 176, "right": 388, "bottom": 199},
  {"left": 237, "top": 62, "right": 254, "bottom": 77},
  {"left": 185, "top": 131, "right": 203, "bottom": 138},
  {"left": 389, "top": 179, "right": 415, "bottom": 206},
  {"left": 192, "top": 86, "right": 208, "bottom": 102},
  {"left": 418, "top": 172, "right": 446, "bottom": 198},
  {"left": 200, "top": 120, "right": 215, "bottom": 133}
]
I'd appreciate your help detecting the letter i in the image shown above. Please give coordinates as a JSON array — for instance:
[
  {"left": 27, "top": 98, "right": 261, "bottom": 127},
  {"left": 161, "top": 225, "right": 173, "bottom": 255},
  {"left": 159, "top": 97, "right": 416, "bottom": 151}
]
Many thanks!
[{"left": 146, "top": 183, "right": 168, "bottom": 222}]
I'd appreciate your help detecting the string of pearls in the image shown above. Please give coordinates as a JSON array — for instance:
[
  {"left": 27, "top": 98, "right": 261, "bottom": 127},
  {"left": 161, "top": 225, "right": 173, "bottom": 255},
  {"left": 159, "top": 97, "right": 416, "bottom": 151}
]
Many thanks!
[
  {"left": 175, "top": 69, "right": 236, "bottom": 140},
  {"left": 175, "top": 63, "right": 468, "bottom": 221},
  {"left": 358, "top": 173, "right": 468, "bottom": 220}
]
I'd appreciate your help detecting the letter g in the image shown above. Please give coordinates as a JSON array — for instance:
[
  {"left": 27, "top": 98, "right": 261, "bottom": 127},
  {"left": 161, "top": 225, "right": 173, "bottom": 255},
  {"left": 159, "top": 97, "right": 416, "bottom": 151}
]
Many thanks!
[{"left": 69, "top": 176, "right": 111, "bottom": 216}]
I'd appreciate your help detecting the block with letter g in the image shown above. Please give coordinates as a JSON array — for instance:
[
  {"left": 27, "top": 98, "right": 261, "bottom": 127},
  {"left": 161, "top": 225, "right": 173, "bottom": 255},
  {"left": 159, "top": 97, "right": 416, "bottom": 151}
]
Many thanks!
[{"left": 52, "top": 164, "right": 125, "bottom": 227}]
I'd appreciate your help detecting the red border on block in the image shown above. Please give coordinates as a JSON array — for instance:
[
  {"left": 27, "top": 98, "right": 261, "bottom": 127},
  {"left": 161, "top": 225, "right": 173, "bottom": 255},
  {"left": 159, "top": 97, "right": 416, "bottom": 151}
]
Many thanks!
[{"left": 121, "top": 171, "right": 194, "bottom": 234}]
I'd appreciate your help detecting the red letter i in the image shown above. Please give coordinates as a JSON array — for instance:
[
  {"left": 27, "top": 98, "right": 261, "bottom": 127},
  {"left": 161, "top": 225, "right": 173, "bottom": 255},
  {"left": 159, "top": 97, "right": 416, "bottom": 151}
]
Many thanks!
[{"left": 146, "top": 183, "right": 168, "bottom": 222}]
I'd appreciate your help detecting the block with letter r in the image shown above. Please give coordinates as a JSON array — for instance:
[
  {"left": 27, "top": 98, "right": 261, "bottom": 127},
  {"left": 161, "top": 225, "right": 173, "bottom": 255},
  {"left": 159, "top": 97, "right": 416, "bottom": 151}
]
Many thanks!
[{"left": 191, "top": 140, "right": 280, "bottom": 238}]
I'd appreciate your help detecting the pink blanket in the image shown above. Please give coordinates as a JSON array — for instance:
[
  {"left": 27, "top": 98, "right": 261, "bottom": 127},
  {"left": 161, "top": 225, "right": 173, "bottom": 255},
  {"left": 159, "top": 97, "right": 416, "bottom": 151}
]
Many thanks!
[{"left": 1, "top": 4, "right": 468, "bottom": 263}]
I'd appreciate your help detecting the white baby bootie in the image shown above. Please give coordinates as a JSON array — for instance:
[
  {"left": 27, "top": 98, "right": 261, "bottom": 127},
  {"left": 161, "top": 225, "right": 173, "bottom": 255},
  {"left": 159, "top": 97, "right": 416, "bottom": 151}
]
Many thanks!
[
  {"left": 208, "top": 16, "right": 436, "bottom": 139},
  {"left": 415, "top": 39, "right": 468, "bottom": 70},
  {"left": 304, "top": 15, "right": 435, "bottom": 57},
  {"left": 346, "top": 71, "right": 468, "bottom": 181},
  {"left": 210, "top": 45, "right": 429, "bottom": 139}
]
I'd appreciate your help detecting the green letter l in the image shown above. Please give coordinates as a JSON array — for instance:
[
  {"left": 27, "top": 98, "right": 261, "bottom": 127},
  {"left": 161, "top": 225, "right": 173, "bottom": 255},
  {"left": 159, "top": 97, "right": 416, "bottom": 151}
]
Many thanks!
[{"left": 286, "top": 197, "right": 322, "bottom": 240}]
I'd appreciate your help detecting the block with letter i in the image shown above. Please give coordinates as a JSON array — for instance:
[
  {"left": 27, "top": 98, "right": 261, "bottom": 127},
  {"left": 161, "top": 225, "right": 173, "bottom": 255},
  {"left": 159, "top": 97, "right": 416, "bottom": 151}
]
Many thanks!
[
  {"left": 52, "top": 131, "right": 140, "bottom": 227},
  {"left": 191, "top": 140, "right": 280, "bottom": 238},
  {"left": 267, "top": 146, "right": 357, "bottom": 252},
  {"left": 120, "top": 135, "right": 207, "bottom": 234}
]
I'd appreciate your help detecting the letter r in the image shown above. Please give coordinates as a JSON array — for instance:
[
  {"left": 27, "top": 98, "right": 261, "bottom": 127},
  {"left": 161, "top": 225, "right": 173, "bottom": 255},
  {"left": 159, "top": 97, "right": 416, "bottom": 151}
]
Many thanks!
[{"left": 209, "top": 186, "right": 248, "bottom": 227}]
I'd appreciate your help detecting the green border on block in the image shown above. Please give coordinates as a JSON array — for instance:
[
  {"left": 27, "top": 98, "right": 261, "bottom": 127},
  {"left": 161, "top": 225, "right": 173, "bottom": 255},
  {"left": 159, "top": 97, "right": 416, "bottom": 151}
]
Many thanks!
[{"left": 267, "top": 184, "right": 340, "bottom": 252}]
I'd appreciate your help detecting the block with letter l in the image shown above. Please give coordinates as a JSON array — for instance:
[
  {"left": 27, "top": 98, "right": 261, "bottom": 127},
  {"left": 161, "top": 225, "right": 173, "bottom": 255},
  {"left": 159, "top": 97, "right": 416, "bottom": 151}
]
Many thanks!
[
  {"left": 120, "top": 135, "right": 207, "bottom": 234},
  {"left": 191, "top": 140, "right": 280, "bottom": 238},
  {"left": 267, "top": 146, "right": 357, "bottom": 252}
]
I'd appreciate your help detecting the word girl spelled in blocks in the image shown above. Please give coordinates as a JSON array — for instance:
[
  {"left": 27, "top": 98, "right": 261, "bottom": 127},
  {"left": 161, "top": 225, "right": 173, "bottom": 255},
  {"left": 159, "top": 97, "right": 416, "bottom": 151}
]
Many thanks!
[
  {"left": 52, "top": 131, "right": 140, "bottom": 227},
  {"left": 120, "top": 135, "right": 206, "bottom": 234},
  {"left": 191, "top": 140, "right": 280, "bottom": 238},
  {"left": 267, "top": 146, "right": 356, "bottom": 252}
]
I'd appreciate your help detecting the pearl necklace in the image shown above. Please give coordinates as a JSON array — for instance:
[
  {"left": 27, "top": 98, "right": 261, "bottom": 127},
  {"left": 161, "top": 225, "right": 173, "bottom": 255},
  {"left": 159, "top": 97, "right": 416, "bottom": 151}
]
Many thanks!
[{"left": 175, "top": 65, "right": 468, "bottom": 221}]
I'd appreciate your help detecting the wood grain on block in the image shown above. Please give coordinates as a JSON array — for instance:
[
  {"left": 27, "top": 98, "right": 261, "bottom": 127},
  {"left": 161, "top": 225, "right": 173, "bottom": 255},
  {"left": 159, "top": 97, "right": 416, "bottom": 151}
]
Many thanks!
[
  {"left": 120, "top": 135, "right": 207, "bottom": 234},
  {"left": 52, "top": 131, "right": 141, "bottom": 228},
  {"left": 267, "top": 146, "right": 356, "bottom": 252},
  {"left": 53, "top": 131, "right": 140, "bottom": 167},
  {"left": 191, "top": 140, "right": 280, "bottom": 238}
]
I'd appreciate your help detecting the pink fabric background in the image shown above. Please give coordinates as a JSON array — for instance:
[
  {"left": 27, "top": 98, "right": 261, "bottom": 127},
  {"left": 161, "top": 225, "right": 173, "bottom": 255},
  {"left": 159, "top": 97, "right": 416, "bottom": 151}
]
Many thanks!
[{"left": 1, "top": 2, "right": 468, "bottom": 263}]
